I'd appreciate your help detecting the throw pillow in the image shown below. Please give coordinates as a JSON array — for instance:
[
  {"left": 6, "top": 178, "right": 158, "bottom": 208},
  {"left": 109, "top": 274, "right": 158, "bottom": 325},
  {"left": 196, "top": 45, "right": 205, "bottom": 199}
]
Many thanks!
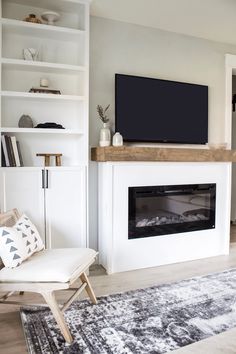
[
  {"left": 0, "top": 209, "right": 21, "bottom": 269},
  {"left": 0, "top": 208, "right": 20, "bottom": 227},
  {"left": 0, "top": 214, "right": 44, "bottom": 268}
]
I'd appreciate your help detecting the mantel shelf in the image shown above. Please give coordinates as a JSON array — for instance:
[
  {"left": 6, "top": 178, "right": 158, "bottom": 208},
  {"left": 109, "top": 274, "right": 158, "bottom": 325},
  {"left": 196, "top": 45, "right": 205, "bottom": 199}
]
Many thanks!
[{"left": 91, "top": 146, "right": 236, "bottom": 162}]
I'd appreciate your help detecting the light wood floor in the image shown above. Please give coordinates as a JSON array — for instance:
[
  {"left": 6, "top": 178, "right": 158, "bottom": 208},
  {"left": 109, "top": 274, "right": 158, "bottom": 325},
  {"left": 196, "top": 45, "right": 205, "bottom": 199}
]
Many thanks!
[{"left": 2, "top": 228, "right": 236, "bottom": 354}]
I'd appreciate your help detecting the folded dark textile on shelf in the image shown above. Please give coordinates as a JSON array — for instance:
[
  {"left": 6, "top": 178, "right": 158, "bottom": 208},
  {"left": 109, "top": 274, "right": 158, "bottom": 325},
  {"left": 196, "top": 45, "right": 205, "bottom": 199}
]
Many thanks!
[{"left": 35, "top": 123, "right": 65, "bottom": 129}]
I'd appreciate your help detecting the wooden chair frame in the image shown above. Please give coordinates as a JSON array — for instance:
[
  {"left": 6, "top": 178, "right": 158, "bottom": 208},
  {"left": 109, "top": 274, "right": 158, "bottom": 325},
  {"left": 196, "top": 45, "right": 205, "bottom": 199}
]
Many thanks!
[{"left": 0, "top": 257, "right": 98, "bottom": 344}]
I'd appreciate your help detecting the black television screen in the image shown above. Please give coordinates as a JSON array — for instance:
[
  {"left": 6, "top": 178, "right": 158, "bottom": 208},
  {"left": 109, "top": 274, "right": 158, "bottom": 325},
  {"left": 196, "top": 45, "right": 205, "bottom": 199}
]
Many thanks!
[{"left": 115, "top": 74, "right": 208, "bottom": 144}]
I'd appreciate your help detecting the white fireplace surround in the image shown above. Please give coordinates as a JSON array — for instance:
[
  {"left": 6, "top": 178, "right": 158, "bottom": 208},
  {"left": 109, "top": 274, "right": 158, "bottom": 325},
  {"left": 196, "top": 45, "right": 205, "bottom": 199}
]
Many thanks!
[{"left": 98, "top": 162, "right": 231, "bottom": 274}]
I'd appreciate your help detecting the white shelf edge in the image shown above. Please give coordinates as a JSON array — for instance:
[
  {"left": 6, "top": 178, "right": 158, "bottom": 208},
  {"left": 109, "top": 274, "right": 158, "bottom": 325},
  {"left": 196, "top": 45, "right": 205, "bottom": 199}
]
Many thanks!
[
  {"left": 1, "top": 58, "right": 86, "bottom": 73},
  {"left": 1, "top": 18, "right": 85, "bottom": 36},
  {"left": 0, "top": 165, "right": 87, "bottom": 170},
  {"left": 1, "top": 91, "right": 85, "bottom": 101},
  {"left": 0, "top": 127, "right": 84, "bottom": 134}
]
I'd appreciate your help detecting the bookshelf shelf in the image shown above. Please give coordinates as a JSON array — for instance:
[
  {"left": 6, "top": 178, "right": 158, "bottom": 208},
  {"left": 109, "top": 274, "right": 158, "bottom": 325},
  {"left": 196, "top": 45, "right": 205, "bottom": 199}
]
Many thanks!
[
  {"left": 2, "top": 18, "right": 85, "bottom": 41},
  {"left": 0, "top": 128, "right": 84, "bottom": 134},
  {"left": 0, "top": 165, "right": 87, "bottom": 171},
  {"left": 1, "top": 91, "right": 85, "bottom": 101},
  {"left": 1, "top": 58, "right": 86, "bottom": 74},
  {"left": 3, "top": 0, "right": 88, "bottom": 12}
]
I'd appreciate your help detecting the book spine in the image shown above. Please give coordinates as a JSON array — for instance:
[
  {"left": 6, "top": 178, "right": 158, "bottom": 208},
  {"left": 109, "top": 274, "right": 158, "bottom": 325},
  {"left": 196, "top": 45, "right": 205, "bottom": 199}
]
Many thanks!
[
  {"left": 1, "top": 135, "right": 10, "bottom": 167},
  {"left": 1, "top": 143, "right": 6, "bottom": 167},
  {"left": 10, "top": 136, "right": 20, "bottom": 167},
  {"left": 5, "top": 135, "right": 16, "bottom": 167},
  {"left": 16, "top": 141, "right": 24, "bottom": 167}
]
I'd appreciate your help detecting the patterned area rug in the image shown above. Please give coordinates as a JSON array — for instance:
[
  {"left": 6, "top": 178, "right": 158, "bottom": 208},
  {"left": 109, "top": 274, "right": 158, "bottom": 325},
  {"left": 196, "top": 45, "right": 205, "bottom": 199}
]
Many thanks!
[{"left": 21, "top": 268, "right": 236, "bottom": 353}]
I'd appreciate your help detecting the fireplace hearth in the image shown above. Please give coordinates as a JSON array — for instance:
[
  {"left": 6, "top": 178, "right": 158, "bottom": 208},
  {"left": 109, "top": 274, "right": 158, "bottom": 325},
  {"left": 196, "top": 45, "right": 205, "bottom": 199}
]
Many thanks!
[{"left": 129, "top": 184, "right": 216, "bottom": 239}]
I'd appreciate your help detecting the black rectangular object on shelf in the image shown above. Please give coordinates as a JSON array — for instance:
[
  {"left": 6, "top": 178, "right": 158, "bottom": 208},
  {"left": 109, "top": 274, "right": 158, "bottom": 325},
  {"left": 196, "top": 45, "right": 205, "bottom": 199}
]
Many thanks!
[{"left": 115, "top": 74, "right": 208, "bottom": 144}]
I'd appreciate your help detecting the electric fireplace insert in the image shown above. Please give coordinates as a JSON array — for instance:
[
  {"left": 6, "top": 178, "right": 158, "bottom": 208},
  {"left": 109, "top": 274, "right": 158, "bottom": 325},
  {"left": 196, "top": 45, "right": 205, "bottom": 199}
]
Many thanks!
[{"left": 128, "top": 184, "right": 216, "bottom": 239}]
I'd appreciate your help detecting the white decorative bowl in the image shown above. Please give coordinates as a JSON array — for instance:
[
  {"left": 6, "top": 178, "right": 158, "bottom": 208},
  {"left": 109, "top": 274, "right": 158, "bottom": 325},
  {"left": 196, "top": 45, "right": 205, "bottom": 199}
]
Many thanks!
[{"left": 41, "top": 11, "right": 60, "bottom": 25}]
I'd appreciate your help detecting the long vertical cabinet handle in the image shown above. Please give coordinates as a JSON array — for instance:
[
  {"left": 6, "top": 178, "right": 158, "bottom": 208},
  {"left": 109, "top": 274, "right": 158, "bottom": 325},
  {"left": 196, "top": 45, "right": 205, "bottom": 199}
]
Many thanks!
[
  {"left": 45, "top": 169, "right": 50, "bottom": 250},
  {"left": 46, "top": 169, "right": 49, "bottom": 189},
  {"left": 42, "top": 170, "right": 45, "bottom": 189},
  {"left": 41, "top": 169, "right": 47, "bottom": 248}
]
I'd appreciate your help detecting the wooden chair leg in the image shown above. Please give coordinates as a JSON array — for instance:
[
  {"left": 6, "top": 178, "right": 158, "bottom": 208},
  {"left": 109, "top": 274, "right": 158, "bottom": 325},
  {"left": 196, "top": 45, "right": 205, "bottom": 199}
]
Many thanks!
[
  {"left": 41, "top": 291, "right": 73, "bottom": 344},
  {"left": 80, "top": 272, "right": 97, "bottom": 304}
]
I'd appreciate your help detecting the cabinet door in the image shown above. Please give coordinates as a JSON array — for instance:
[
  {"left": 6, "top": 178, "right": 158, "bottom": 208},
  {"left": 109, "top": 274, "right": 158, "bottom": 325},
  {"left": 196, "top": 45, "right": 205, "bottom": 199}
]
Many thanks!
[
  {"left": 0, "top": 168, "right": 45, "bottom": 242},
  {"left": 45, "top": 167, "right": 87, "bottom": 248}
]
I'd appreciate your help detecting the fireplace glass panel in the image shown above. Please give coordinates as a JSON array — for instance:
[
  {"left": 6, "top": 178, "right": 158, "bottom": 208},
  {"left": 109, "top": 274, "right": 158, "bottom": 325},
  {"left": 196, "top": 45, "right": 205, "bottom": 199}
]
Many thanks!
[{"left": 128, "top": 184, "right": 216, "bottom": 239}]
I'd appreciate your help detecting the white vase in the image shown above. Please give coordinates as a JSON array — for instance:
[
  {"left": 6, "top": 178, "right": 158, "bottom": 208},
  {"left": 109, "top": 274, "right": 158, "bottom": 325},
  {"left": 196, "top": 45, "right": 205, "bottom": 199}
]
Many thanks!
[
  {"left": 112, "top": 132, "right": 123, "bottom": 146},
  {"left": 99, "top": 123, "right": 111, "bottom": 147}
]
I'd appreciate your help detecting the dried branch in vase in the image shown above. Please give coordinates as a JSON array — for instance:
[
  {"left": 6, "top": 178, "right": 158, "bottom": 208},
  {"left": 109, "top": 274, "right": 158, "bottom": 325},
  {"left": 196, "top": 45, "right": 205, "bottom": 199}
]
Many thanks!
[{"left": 97, "top": 104, "right": 110, "bottom": 124}]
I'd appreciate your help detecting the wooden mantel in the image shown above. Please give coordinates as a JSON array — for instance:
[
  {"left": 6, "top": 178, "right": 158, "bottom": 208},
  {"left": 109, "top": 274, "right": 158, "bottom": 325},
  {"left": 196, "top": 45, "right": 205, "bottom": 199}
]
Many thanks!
[{"left": 91, "top": 146, "right": 236, "bottom": 162}]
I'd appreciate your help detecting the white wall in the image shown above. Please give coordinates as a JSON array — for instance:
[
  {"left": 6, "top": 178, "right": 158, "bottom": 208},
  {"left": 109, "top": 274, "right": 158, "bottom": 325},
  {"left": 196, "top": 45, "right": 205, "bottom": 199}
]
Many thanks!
[
  {"left": 89, "top": 16, "right": 236, "bottom": 249},
  {"left": 231, "top": 76, "right": 236, "bottom": 221}
]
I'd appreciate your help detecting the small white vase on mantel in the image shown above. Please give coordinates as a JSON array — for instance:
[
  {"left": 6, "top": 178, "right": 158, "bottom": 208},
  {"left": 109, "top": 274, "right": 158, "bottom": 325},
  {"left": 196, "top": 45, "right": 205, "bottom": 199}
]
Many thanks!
[
  {"left": 112, "top": 132, "right": 123, "bottom": 146},
  {"left": 99, "top": 123, "right": 111, "bottom": 147}
]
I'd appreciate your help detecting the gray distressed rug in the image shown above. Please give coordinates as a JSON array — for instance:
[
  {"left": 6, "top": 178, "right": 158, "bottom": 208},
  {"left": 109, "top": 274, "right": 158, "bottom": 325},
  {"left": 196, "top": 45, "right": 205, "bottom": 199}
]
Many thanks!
[{"left": 21, "top": 268, "right": 236, "bottom": 353}]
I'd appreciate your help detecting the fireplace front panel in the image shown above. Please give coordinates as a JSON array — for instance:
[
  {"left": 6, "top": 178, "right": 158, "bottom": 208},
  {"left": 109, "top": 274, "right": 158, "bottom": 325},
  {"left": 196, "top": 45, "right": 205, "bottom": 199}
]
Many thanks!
[{"left": 128, "top": 184, "right": 216, "bottom": 239}]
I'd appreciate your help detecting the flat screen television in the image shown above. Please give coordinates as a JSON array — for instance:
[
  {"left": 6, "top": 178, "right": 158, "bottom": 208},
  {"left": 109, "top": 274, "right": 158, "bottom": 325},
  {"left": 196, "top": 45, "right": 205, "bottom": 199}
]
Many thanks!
[{"left": 115, "top": 74, "right": 208, "bottom": 144}]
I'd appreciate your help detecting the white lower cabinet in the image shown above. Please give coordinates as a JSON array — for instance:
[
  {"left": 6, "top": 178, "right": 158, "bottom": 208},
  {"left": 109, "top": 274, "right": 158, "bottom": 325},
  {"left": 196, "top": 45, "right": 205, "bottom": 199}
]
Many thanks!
[
  {"left": 0, "top": 167, "right": 86, "bottom": 248},
  {"left": 45, "top": 168, "right": 86, "bottom": 249},
  {"left": 0, "top": 168, "right": 45, "bottom": 241}
]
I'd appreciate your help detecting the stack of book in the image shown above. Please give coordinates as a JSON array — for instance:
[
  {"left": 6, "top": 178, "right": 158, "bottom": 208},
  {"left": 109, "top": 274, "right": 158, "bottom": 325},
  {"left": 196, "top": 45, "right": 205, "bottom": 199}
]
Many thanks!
[{"left": 1, "top": 134, "right": 24, "bottom": 167}]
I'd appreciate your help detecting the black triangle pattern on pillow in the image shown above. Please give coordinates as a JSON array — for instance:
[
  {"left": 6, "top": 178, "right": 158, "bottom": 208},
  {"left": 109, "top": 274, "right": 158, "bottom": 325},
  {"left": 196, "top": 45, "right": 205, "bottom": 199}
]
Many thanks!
[
  {"left": 10, "top": 246, "right": 17, "bottom": 252},
  {"left": 1, "top": 216, "right": 43, "bottom": 267},
  {"left": 13, "top": 254, "right": 20, "bottom": 260}
]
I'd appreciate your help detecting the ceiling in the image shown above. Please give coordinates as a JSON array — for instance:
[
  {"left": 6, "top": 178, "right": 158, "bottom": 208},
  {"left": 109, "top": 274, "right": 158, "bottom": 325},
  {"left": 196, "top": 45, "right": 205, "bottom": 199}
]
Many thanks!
[{"left": 90, "top": 0, "right": 236, "bottom": 46}]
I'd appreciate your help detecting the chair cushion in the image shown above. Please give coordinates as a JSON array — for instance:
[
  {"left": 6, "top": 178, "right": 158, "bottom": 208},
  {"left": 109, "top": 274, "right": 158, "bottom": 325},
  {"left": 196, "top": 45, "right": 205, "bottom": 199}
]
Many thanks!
[
  {"left": 0, "top": 248, "right": 97, "bottom": 283},
  {"left": 0, "top": 214, "right": 44, "bottom": 268}
]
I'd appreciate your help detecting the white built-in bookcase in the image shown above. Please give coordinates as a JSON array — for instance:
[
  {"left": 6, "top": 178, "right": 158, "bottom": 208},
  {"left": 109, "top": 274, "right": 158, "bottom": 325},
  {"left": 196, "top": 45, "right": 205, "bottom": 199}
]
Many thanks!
[
  {"left": 0, "top": 0, "right": 89, "bottom": 167},
  {"left": 0, "top": 0, "right": 90, "bottom": 248}
]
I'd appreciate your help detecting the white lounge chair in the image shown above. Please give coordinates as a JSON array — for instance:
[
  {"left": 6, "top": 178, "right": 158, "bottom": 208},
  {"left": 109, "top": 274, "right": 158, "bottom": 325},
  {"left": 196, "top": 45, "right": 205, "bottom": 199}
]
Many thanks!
[{"left": 0, "top": 209, "right": 98, "bottom": 344}]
